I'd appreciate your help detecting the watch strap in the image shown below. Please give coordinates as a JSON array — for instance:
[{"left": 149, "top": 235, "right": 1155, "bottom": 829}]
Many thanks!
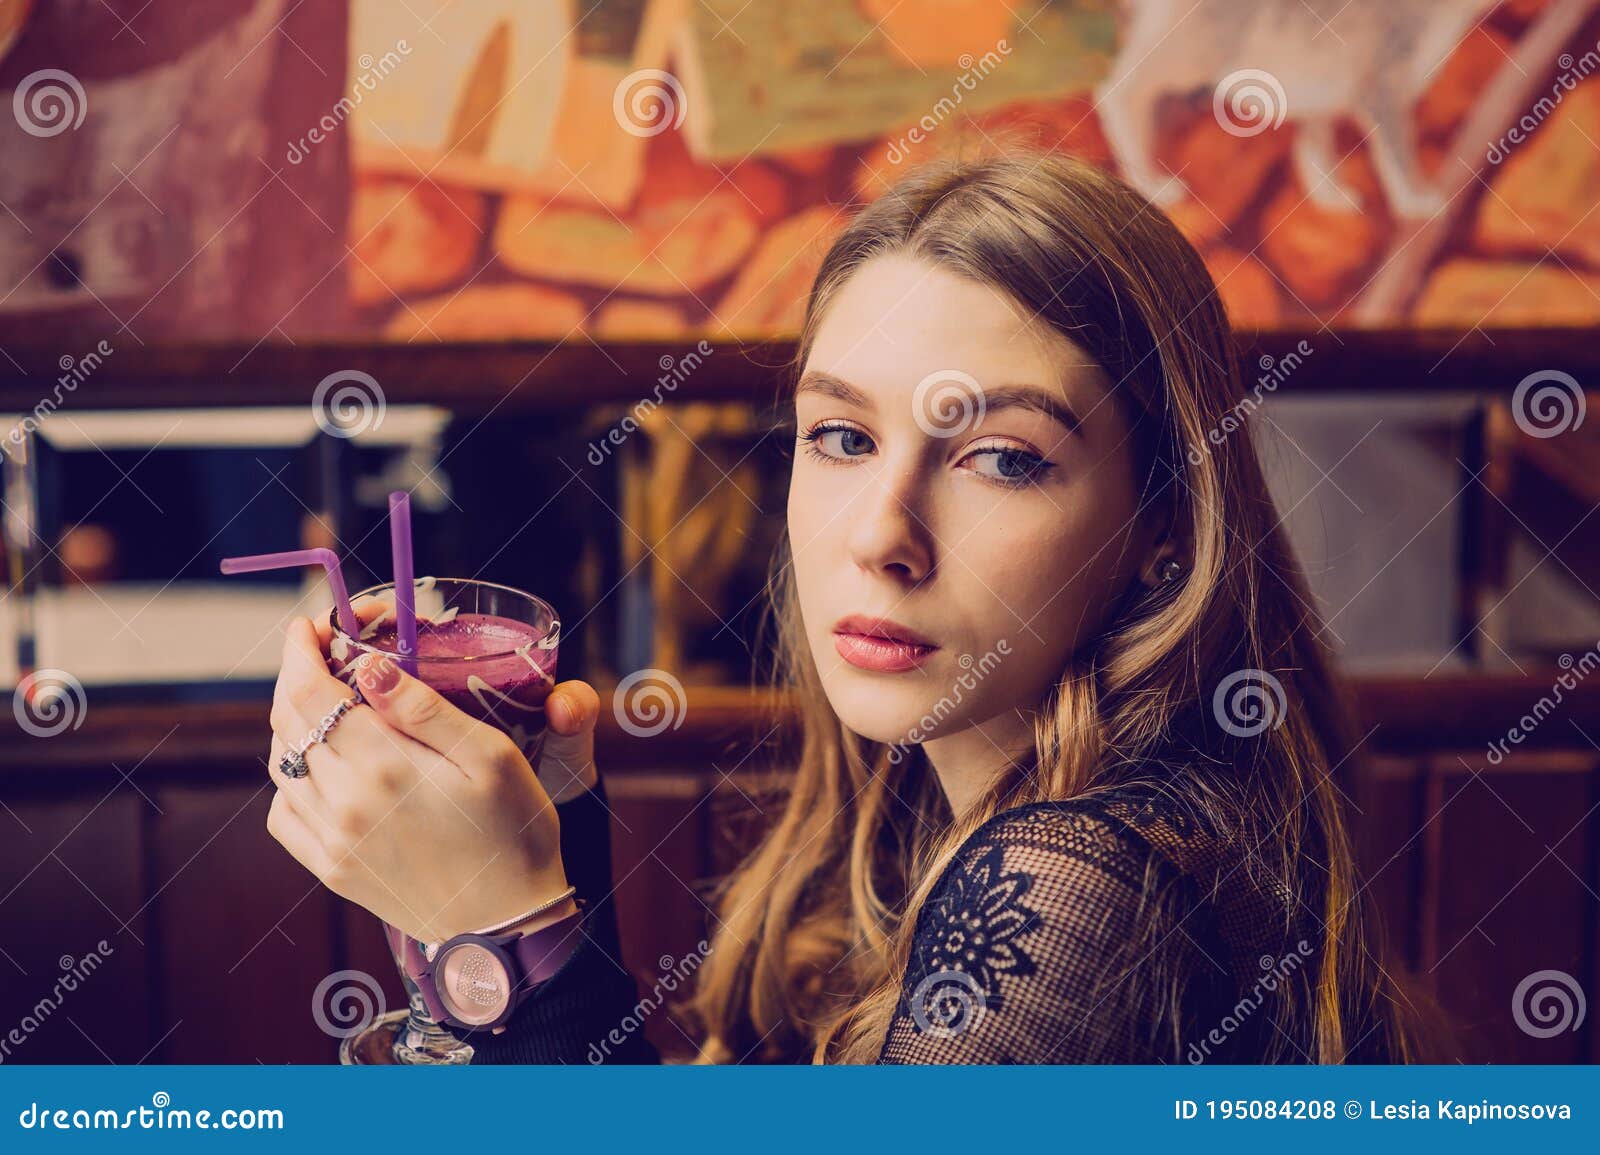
[
  {"left": 504, "top": 906, "right": 586, "bottom": 991},
  {"left": 415, "top": 906, "right": 587, "bottom": 1033}
]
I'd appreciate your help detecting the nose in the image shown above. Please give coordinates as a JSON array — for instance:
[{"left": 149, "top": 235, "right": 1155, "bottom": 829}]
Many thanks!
[{"left": 845, "top": 459, "right": 935, "bottom": 584}]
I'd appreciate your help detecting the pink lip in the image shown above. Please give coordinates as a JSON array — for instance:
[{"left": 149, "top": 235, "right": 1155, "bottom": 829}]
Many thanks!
[
  {"left": 831, "top": 615, "right": 936, "bottom": 647},
  {"left": 833, "top": 632, "right": 936, "bottom": 672}
]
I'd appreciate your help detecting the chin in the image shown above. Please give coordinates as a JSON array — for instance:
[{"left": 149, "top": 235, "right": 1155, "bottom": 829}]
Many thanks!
[{"left": 813, "top": 665, "right": 962, "bottom": 748}]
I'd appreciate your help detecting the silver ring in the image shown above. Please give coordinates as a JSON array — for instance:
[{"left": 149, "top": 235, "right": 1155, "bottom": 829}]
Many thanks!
[{"left": 278, "top": 694, "right": 361, "bottom": 780}]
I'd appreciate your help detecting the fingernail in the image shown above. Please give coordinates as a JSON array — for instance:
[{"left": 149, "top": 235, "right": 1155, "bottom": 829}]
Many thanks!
[
  {"left": 548, "top": 692, "right": 572, "bottom": 732},
  {"left": 357, "top": 653, "right": 401, "bottom": 696}
]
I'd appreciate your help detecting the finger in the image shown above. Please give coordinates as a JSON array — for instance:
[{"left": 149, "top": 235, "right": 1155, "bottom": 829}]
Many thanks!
[
  {"left": 352, "top": 651, "right": 499, "bottom": 771},
  {"left": 539, "top": 680, "right": 599, "bottom": 803},
  {"left": 266, "top": 790, "right": 335, "bottom": 882},
  {"left": 279, "top": 617, "right": 364, "bottom": 731},
  {"left": 282, "top": 622, "right": 455, "bottom": 803},
  {"left": 266, "top": 730, "right": 343, "bottom": 835},
  {"left": 314, "top": 597, "right": 390, "bottom": 653}
]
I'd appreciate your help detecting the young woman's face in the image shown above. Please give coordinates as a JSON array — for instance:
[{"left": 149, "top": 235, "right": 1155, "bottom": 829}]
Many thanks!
[{"left": 787, "top": 254, "right": 1151, "bottom": 752}]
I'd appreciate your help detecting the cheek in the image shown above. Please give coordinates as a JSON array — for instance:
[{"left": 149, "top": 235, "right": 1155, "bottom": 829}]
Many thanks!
[
  {"left": 956, "top": 509, "right": 1134, "bottom": 656},
  {"left": 786, "top": 474, "right": 839, "bottom": 617}
]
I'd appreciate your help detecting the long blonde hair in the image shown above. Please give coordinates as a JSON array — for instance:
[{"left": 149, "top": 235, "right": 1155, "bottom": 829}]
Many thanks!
[{"left": 685, "top": 151, "right": 1441, "bottom": 1064}]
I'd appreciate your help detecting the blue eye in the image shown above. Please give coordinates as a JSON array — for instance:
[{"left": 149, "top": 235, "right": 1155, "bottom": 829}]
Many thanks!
[
  {"left": 964, "top": 446, "right": 1054, "bottom": 487},
  {"left": 797, "top": 423, "right": 1056, "bottom": 488},
  {"left": 799, "top": 422, "right": 874, "bottom": 461}
]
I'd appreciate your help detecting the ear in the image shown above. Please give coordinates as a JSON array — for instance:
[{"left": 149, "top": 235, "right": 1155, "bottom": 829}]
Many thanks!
[{"left": 1136, "top": 492, "right": 1187, "bottom": 589}]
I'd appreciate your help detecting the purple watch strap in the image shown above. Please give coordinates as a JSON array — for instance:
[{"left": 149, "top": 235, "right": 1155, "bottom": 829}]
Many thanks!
[
  {"left": 412, "top": 908, "right": 586, "bottom": 1032},
  {"left": 508, "top": 908, "right": 586, "bottom": 989}
]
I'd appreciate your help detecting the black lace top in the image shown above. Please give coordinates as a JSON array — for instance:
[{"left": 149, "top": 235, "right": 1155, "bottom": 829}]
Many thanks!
[{"left": 452, "top": 777, "right": 1330, "bottom": 1064}]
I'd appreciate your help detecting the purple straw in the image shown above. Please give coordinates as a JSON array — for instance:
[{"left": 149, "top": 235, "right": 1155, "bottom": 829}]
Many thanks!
[
  {"left": 388, "top": 491, "right": 418, "bottom": 677},
  {"left": 220, "top": 547, "right": 361, "bottom": 638}
]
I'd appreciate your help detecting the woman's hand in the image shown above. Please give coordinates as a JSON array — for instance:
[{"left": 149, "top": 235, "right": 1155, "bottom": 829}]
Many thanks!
[{"left": 263, "top": 614, "right": 601, "bottom": 943}]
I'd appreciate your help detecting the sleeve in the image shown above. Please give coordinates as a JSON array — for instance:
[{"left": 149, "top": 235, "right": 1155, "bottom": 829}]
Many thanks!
[
  {"left": 875, "top": 803, "right": 1227, "bottom": 1064},
  {"left": 457, "top": 778, "right": 663, "bottom": 1065}
]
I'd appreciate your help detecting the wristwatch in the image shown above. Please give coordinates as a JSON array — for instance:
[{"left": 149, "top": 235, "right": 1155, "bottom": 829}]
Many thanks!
[{"left": 411, "top": 907, "right": 586, "bottom": 1034}]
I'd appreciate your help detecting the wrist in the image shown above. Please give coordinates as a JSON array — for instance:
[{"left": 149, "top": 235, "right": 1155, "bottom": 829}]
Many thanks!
[
  {"left": 498, "top": 894, "right": 581, "bottom": 939},
  {"left": 544, "top": 759, "right": 598, "bottom": 804}
]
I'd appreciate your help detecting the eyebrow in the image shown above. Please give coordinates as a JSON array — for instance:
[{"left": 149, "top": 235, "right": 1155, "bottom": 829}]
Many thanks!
[{"left": 795, "top": 370, "right": 1083, "bottom": 437}]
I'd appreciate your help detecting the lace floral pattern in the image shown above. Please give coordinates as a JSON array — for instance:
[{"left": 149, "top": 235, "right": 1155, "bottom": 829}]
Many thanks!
[{"left": 900, "top": 844, "right": 1040, "bottom": 1031}]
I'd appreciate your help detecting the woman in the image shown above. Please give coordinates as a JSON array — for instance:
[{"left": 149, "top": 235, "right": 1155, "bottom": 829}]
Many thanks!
[{"left": 265, "top": 152, "right": 1437, "bottom": 1064}]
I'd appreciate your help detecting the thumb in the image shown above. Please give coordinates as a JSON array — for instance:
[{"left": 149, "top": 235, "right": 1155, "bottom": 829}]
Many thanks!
[{"left": 538, "top": 680, "right": 600, "bottom": 803}]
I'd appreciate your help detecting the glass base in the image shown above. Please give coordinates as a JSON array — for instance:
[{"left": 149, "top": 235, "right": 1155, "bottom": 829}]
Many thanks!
[{"left": 339, "top": 1008, "right": 476, "bottom": 1065}]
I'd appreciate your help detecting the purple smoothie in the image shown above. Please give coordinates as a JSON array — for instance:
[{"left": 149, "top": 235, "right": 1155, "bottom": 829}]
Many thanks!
[{"left": 329, "top": 610, "right": 558, "bottom": 762}]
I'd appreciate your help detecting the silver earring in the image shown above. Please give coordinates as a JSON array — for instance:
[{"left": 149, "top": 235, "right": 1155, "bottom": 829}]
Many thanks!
[{"left": 1159, "top": 559, "right": 1182, "bottom": 584}]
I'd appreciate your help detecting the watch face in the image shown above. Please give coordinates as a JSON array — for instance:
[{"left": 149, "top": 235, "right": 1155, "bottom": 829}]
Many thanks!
[{"left": 435, "top": 942, "right": 511, "bottom": 1027}]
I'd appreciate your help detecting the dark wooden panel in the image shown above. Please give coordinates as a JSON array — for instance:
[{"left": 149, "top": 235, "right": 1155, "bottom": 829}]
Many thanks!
[
  {"left": 0, "top": 787, "right": 149, "bottom": 1063},
  {"left": 148, "top": 779, "right": 339, "bottom": 1063},
  {"left": 7, "top": 676, "right": 1598, "bottom": 780},
  {"left": 340, "top": 904, "right": 409, "bottom": 1048},
  {"left": 605, "top": 770, "right": 712, "bottom": 1059},
  {"left": 1352, "top": 755, "right": 1426, "bottom": 973},
  {"left": 2, "top": 329, "right": 1596, "bottom": 413},
  {"left": 1425, "top": 751, "right": 1596, "bottom": 1064}
]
